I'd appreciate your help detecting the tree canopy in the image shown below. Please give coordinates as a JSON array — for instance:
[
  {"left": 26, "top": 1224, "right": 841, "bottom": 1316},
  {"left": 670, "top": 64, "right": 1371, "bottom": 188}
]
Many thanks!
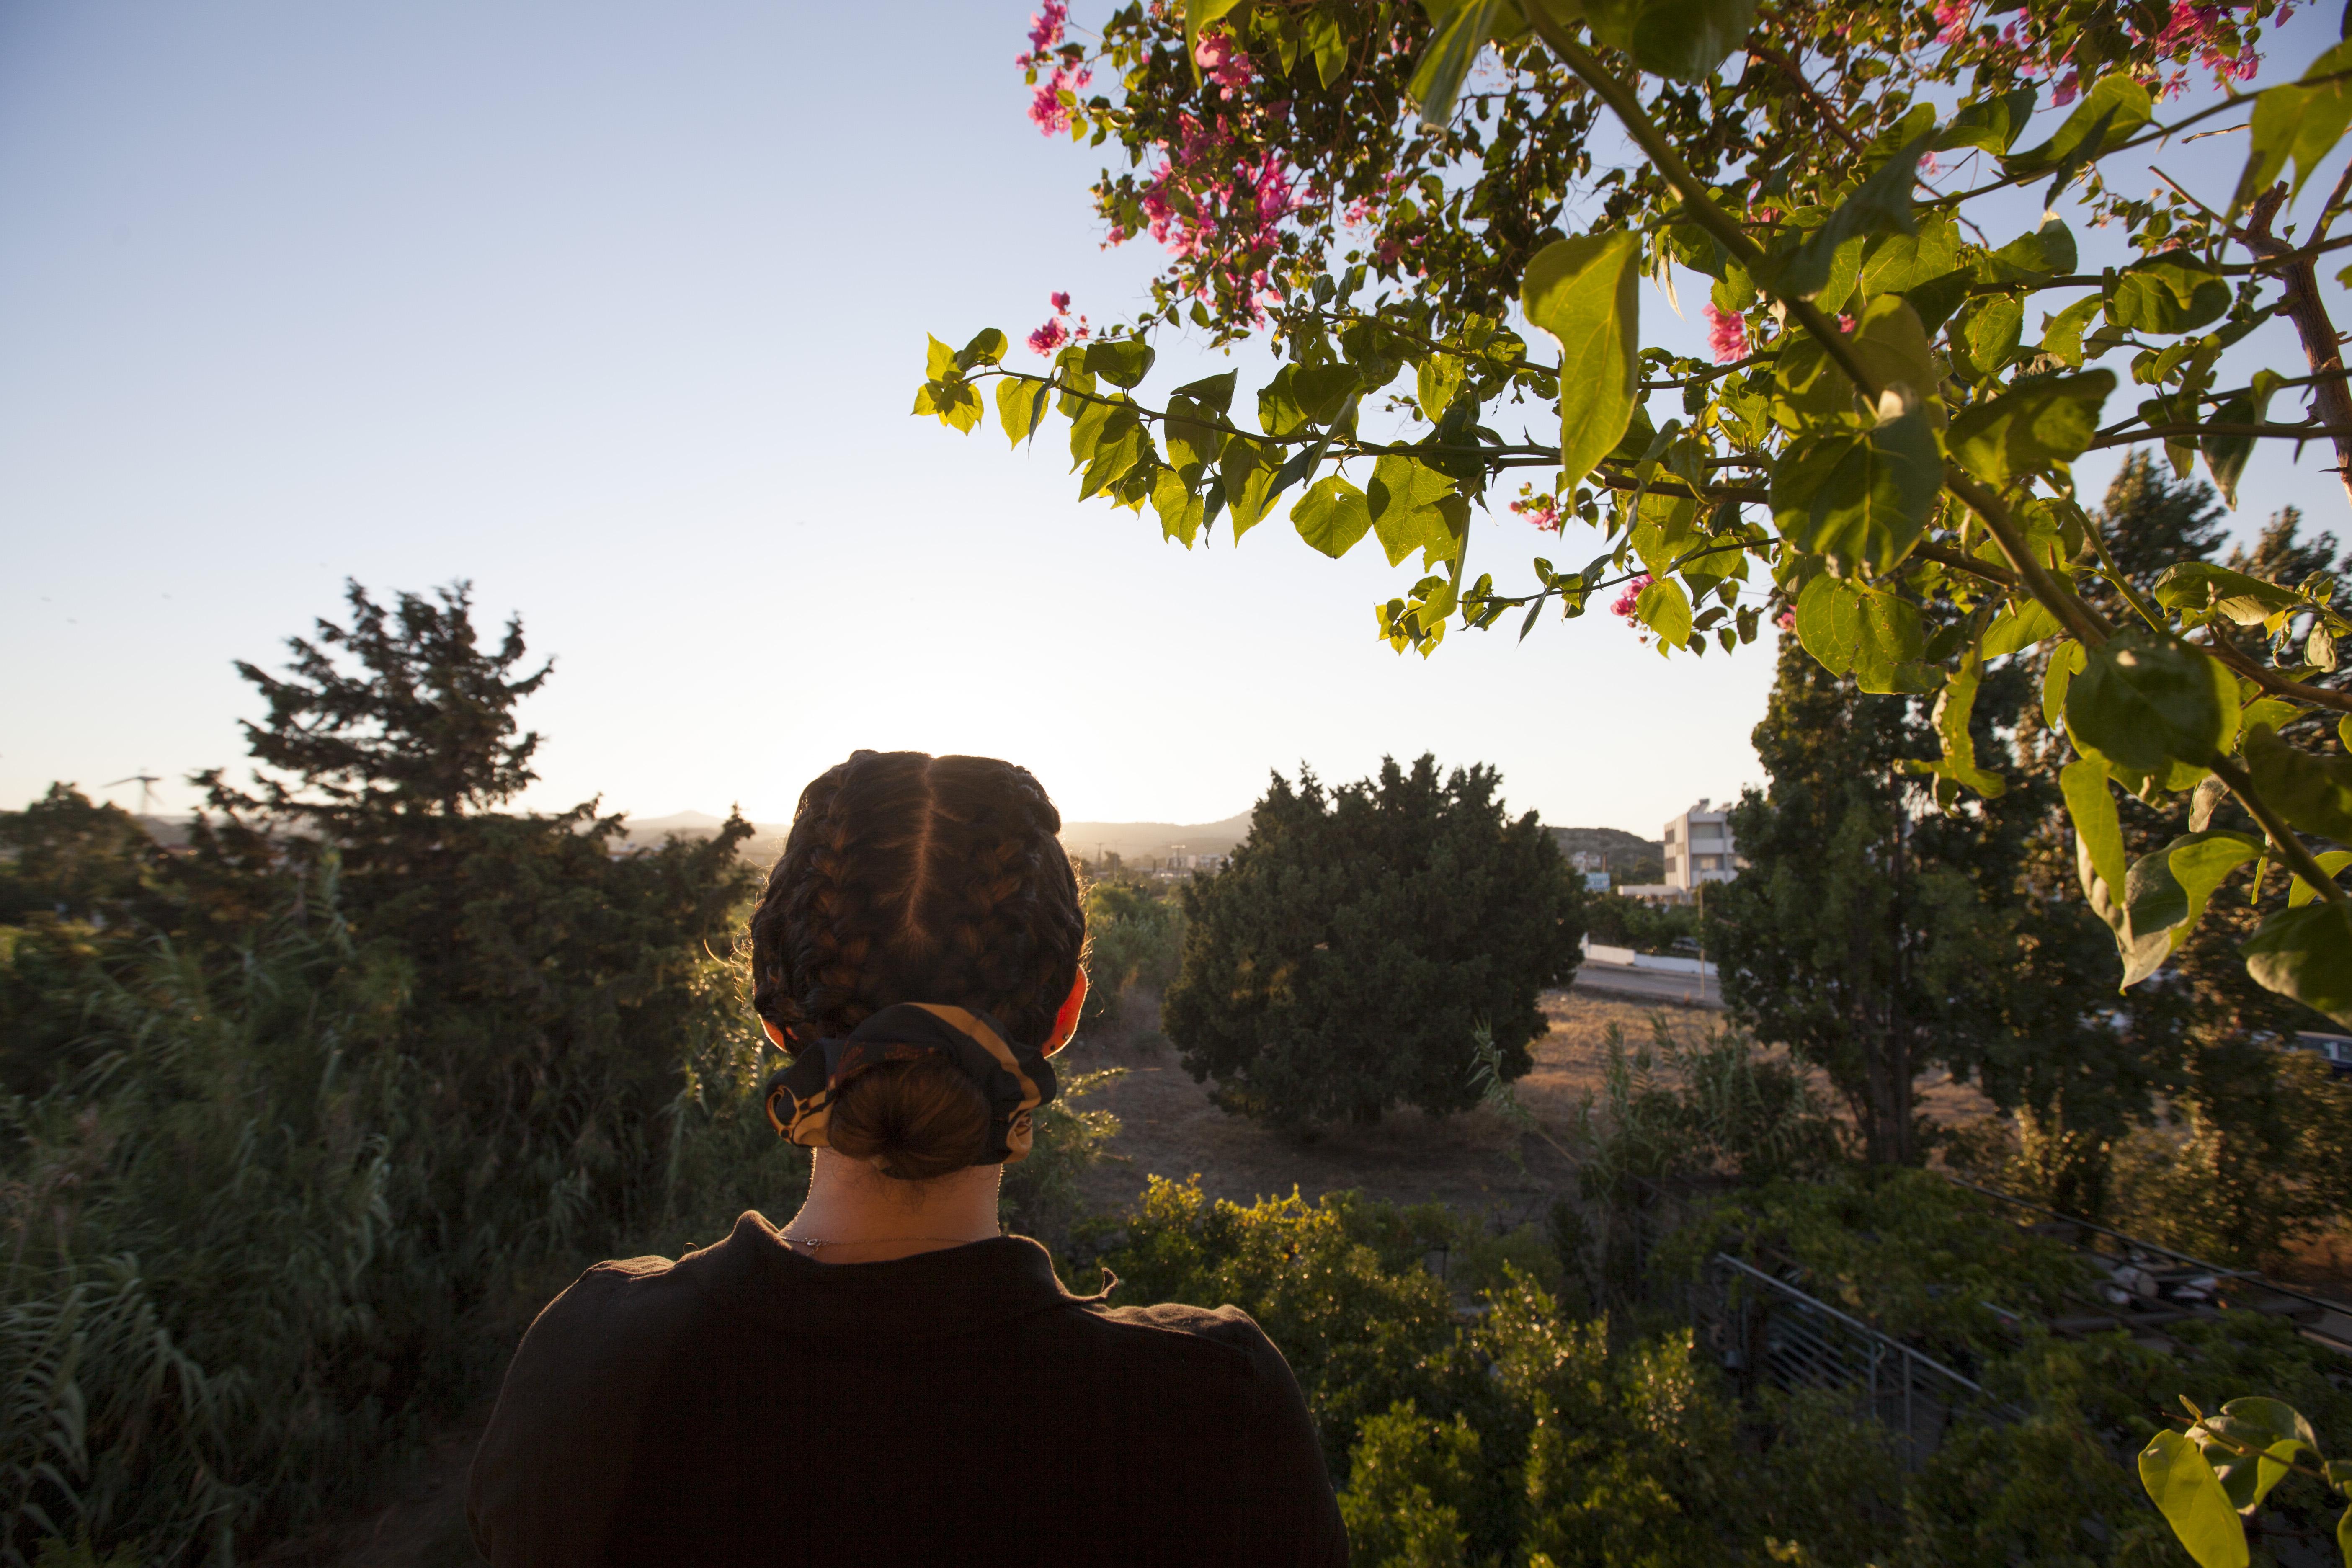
[
  {"left": 921, "top": 0, "right": 2352, "bottom": 1041},
  {"left": 1163, "top": 754, "right": 1583, "bottom": 1133}
]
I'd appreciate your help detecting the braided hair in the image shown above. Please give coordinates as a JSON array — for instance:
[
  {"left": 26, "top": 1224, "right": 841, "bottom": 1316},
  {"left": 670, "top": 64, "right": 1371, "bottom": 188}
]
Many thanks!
[{"left": 749, "top": 751, "right": 1084, "bottom": 1177}]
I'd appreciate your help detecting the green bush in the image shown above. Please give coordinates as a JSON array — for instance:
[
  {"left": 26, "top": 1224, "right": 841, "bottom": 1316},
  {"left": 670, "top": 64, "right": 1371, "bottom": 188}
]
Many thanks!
[
  {"left": 1163, "top": 755, "right": 1584, "bottom": 1134},
  {"left": 1078, "top": 877, "right": 1184, "bottom": 1032}
]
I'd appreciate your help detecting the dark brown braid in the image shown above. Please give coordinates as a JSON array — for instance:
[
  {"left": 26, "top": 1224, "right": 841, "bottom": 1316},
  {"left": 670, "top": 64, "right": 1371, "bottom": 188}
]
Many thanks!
[{"left": 750, "top": 750, "right": 1085, "bottom": 1051}]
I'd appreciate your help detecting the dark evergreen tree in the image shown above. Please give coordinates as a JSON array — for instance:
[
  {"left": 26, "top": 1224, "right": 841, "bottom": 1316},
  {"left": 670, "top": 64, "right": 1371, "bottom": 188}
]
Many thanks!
[
  {"left": 1163, "top": 755, "right": 1584, "bottom": 1135},
  {"left": 195, "top": 580, "right": 761, "bottom": 1251},
  {"left": 1711, "top": 634, "right": 2125, "bottom": 1173}
]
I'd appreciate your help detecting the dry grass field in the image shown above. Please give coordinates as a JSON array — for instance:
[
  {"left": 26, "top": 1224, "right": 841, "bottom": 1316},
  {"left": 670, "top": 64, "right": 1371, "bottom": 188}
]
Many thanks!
[{"left": 1057, "top": 985, "right": 1995, "bottom": 1227}]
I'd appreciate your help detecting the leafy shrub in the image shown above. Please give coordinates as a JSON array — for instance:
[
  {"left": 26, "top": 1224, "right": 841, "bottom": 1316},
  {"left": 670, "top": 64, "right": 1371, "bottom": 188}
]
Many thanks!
[
  {"left": 1078, "top": 877, "right": 1184, "bottom": 1032},
  {"left": 0, "top": 894, "right": 784, "bottom": 1563},
  {"left": 1580, "top": 895, "right": 1699, "bottom": 957},
  {"left": 1163, "top": 755, "right": 1584, "bottom": 1134},
  {"left": 1654, "top": 1168, "right": 2092, "bottom": 1355}
]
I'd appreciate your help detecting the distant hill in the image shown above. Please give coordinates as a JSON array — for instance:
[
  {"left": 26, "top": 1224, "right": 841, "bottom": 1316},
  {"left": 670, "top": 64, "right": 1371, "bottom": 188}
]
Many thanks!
[
  {"left": 1059, "top": 812, "right": 1255, "bottom": 864},
  {"left": 1548, "top": 825, "right": 1664, "bottom": 862}
]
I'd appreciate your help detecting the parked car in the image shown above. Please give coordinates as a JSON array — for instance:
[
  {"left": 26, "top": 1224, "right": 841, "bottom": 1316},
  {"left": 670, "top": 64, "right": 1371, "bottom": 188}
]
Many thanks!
[{"left": 2288, "top": 1032, "right": 2352, "bottom": 1080}]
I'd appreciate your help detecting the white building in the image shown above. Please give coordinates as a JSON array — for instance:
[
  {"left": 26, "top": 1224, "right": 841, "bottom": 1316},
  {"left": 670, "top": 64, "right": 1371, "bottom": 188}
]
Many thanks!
[{"left": 1663, "top": 798, "right": 1741, "bottom": 891}]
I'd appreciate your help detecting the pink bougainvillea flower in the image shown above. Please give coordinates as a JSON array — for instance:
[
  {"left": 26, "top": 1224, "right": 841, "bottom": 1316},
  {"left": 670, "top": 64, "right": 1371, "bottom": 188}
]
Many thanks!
[
  {"left": 1194, "top": 30, "right": 1253, "bottom": 97},
  {"left": 1027, "top": 63, "right": 1091, "bottom": 136},
  {"left": 2051, "top": 67, "right": 2080, "bottom": 106},
  {"left": 1704, "top": 304, "right": 1750, "bottom": 365},
  {"left": 1050, "top": 290, "right": 1072, "bottom": 312},
  {"left": 1933, "top": 1, "right": 1973, "bottom": 44},
  {"left": 1027, "top": 318, "right": 1068, "bottom": 356},
  {"left": 1509, "top": 494, "right": 1563, "bottom": 532},
  {"left": 1776, "top": 608, "right": 1796, "bottom": 631},
  {"left": 1026, "top": 0, "right": 1068, "bottom": 57},
  {"left": 1611, "top": 576, "right": 1651, "bottom": 619},
  {"left": 1837, "top": 313, "right": 1856, "bottom": 333}
]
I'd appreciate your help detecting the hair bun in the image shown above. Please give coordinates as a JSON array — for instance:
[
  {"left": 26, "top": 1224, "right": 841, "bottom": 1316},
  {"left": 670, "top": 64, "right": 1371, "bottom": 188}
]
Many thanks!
[{"left": 823, "top": 1056, "right": 991, "bottom": 1181}]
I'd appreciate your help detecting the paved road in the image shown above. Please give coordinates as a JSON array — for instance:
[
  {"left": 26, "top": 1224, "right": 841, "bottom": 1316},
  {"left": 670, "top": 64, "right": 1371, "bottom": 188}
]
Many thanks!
[{"left": 1572, "top": 960, "right": 1723, "bottom": 1010}]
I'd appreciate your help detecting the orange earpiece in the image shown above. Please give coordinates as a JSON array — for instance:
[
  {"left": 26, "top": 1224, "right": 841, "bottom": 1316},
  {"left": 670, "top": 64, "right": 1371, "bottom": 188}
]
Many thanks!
[{"left": 1042, "top": 968, "right": 1088, "bottom": 1057}]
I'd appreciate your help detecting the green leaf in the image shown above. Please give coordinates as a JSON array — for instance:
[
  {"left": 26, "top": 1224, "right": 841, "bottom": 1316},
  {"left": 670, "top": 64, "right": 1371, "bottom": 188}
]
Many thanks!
[
  {"left": 2290, "top": 849, "right": 2352, "bottom": 907},
  {"left": 2245, "top": 722, "right": 2352, "bottom": 841},
  {"left": 1769, "top": 410, "right": 1941, "bottom": 579},
  {"left": 1522, "top": 231, "right": 1643, "bottom": 495},
  {"left": 1221, "top": 436, "right": 1282, "bottom": 539},
  {"left": 1151, "top": 467, "right": 1205, "bottom": 547},
  {"left": 1579, "top": 0, "right": 1761, "bottom": 84},
  {"left": 1857, "top": 219, "right": 1962, "bottom": 299},
  {"left": 1793, "top": 574, "right": 1924, "bottom": 686},
  {"left": 1631, "top": 490, "right": 1701, "bottom": 579},
  {"left": 1772, "top": 134, "right": 1930, "bottom": 301},
  {"left": 2063, "top": 757, "right": 2128, "bottom": 903},
  {"left": 1848, "top": 295, "right": 1939, "bottom": 402},
  {"left": 1292, "top": 474, "right": 1373, "bottom": 558},
  {"left": 1074, "top": 404, "right": 1148, "bottom": 498},
  {"left": 1977, "top": 220, "right": 2078, "bottom": 284},
  {"left": 2067, "top": 633, "right": 2239, "bottom": 774},
  {"left": 1409, "top": 0, "right": 1504, "bottom": 126},
  {"left": 2107, "top": 255, "right": 2231, "bottom": 335},
  {"left": 1303, "top": 8, "right": 1348, "bottom": 85},
  {"left": 1935, "top": 85, "right": 2036, "bottom": 153},
  {"left": 956, "top": 328, "right": 1009, "bottom": 372},
  {"left": 997, "top": 378, "right": 1050, "bottom": 449},
  {"left": 1367, "top": 455, "right": 1464, "bottom": 568},
  {"left": 2138, "top": 1430, "right": 2249, "bottom": 1568},
  {"left": 2231, "top": 41, "right": 2352, "bottom": 220},
  {"left": 2045, "top": 640, "right": 2086, "bottom": 732},
  {"left": 2040, "top": 295, "right": 2104, "bottom": 368},
  {"left": 1165, "top": 392, "right": 1226, "bottom": 481},
  {"left": 925, "top": 335, "right": 959, "bottom": 381},
  {"left": 2132, "top": 831, "right": 2265, "bottom": 975},
  {"left": 913, "top": 378, "right": 983, "bottom": 433},
  {"left": 1963, "top": 296, "right": 2025, "bottom": 377},
  {"left": 1084, "top": 337, "right": 1157, "bottom": 390},
  {"left": 2009, "top": 73, "right": 2153, "bottom": 174},
  {"left": 2202, "top": 371, "right": 2286, "bottom": 509},
  {"left": 2151, "top": 562, "right": 2302, "bottom": 626},
  {"left": 1171, "top": 371, "right": 1239, "bottom": 414},
  {"left": 1259, "top": 362, "right": 1361, "bottom": 436},
  {"left": 1982, "top": 598, "right": 2063, "bottom": 658},
  {"left": 1635, "top": 574, "right": 1692, "bottom": 646},
  {"left": 1926, "top": 650, "right": 2007, "bottom": 797},
  {"left": 1945, "top": 371, "right": 2116, "bottom": 488},
  {"left": 2244, "top": 901, "right": 2352, "bottom": 1029}
]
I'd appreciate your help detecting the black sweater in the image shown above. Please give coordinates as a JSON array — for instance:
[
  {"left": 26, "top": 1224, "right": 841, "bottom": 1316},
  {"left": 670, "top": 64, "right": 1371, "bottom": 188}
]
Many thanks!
[{"left": 467, "top": 1211, "right": 1348, "bottom": 1567}]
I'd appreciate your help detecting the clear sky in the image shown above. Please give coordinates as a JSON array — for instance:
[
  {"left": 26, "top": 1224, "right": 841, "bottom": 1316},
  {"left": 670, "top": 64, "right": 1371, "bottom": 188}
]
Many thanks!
[{"left": 3, "top": 3, "right": 2345, "bottom": 835}]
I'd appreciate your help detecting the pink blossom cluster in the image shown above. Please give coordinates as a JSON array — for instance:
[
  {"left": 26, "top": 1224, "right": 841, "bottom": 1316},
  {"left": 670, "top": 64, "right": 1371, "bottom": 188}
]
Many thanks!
[
  {"left": 1936, "top": 0, "right": 2275, "bottom": 100},
  {"left": 1611, "top": 575, "right": 1651, "bottom": 619},
  {"left": 1194, "top": 30, "right": 1253, "bottom": 99},
  {"left": 2148, "top": 2, "right": 2268, "bottom": 91},
  {"left": 1775, "top": 607, "right": 1796, "bottom": 631},
  {"left": 1704, "top": 304, "right": 1750, "bottom": 365},
  {"left": 1509, "top": 491, "right": 1563, "bottom": 532},
  {"left": 1127, "top": 106, "right": 1301, "bottom": 322},
  {"left": 1020, "top": 2, "right": 1093, "bottom": 136},
  {"left": 1027, "top": 291, "right": 1091, "bottom": 356}
]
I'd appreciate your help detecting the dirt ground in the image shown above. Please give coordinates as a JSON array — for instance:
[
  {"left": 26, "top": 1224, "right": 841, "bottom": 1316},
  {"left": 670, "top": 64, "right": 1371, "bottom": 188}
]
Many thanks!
[
  {"left": 288, "top": 985, "right": 1995, "bottom": 1566},
  {"left": 1056, "top": 984, "right": 1994, "bottom": 1226}
]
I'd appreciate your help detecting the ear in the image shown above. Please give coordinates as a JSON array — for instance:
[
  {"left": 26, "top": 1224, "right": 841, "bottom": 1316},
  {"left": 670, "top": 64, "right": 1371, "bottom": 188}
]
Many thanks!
[
  {"left": 1042, "top": 968, "right": 1087, "bottom": 1057},
  {"left": 761, "top": 1018, "right": 792, "bottom": 1052}
]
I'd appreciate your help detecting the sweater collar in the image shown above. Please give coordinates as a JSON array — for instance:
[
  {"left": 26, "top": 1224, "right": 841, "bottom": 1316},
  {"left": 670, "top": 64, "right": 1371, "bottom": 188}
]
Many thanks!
[{"left": 678, "top": 1210, "right": 1100, "bottom": 1341}]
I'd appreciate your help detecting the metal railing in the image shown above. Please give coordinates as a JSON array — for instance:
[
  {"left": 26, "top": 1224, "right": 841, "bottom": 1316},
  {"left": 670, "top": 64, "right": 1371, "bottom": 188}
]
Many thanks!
[{"left": 1698, "top": 1253, "right": 2003, "bottom": 1468}]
